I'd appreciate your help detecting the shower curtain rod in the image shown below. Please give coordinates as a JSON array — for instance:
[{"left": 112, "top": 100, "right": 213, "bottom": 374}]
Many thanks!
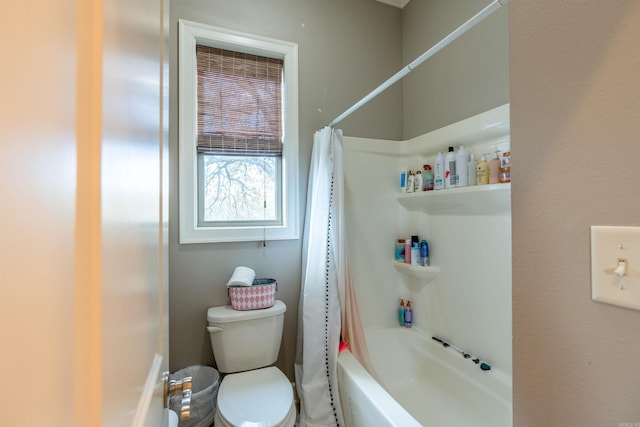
[{"left": 328, "top": 0, "right": 508, "bottom": 128}]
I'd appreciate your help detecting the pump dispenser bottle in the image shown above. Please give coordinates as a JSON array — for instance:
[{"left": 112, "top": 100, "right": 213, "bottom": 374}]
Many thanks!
[{"left": 404, "top": 301, "right": 413, "bottom": 328}]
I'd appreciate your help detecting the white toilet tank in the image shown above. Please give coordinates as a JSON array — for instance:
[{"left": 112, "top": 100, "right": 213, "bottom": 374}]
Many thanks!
[{"left": 207, "top": 300, "right": 286, "bottom": 373}]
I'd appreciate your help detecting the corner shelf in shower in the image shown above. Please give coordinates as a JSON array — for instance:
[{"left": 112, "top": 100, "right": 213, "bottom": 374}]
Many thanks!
[
  {"left": 396, "top": 183, "right": 511, "bottom": 215},
  {"left": 393, "top": 261, "right": 440, "bottom": 284}
]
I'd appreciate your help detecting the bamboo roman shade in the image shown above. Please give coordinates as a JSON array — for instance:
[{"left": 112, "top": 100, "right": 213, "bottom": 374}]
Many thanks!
[{"left": 196, "top": 45, "right": 284, "bottom": 157}]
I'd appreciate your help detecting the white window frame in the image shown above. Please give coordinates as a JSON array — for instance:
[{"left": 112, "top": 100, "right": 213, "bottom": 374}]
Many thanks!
[{"left": 178, "top": 20, "right": 299, "bottom": 244}]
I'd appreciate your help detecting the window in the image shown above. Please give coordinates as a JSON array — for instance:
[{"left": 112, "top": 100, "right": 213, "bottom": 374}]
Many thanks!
[{"left": 178, "top": 20, "right": 299, "bottom": 243}]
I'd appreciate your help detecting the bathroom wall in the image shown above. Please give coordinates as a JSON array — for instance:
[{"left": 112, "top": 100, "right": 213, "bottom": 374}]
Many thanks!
[
  {"left": 402, "top": 0, "right": 509, "bottom": 139},
  {"left": 510, "top": 1, "right": 640, "bottom": 425},
  {"left": 168, "top": 0, "right": 404, "bottom": 376}
]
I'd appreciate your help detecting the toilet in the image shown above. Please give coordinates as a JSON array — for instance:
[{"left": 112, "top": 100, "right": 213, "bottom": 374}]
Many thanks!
[{"left": 207, "top": 300, "right": 296, "bottom": 427}]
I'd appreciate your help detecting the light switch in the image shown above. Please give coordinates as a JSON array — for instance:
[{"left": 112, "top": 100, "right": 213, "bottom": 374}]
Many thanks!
[{"left": 591, "top": 226, "right": 640, "bottom": 311}]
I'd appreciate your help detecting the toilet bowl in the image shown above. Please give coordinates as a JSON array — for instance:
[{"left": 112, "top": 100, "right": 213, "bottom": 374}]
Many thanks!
[
  {"left": 214, "top": 367, "right": 295, "bottom": 427},
  {"left": 207, "top": 300, "right": 296, "bottom": 427}
]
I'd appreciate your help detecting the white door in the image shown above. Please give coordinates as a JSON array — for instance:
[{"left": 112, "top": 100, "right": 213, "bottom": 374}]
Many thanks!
[{"left": 0, "top": 0, "right": 170, "bottom": 425}]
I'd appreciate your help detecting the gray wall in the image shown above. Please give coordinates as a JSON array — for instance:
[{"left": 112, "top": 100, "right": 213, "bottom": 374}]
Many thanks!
[
  {"left": 402, "top": 0, "right": 509, "bottom": 138},
  {"left": 510, "top": 1, "right": 640, "bottom": 425},
  {"left": 169, "top": 0, "right": 403, "bottom": 377}
]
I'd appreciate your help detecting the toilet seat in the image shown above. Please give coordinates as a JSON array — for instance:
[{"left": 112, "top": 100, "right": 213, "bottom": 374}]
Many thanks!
[{"left": 216, "top": 366, "right": 296, "bottom": 427}]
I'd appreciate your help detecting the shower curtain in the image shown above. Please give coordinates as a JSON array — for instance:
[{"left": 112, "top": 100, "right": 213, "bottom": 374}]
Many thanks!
[{"left": 295, "top": 127, "right": 376, "bottom": 427}]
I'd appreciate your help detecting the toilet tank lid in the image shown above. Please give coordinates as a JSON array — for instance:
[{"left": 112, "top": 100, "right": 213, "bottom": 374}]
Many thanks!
[{"left": 207, "top": 300, "right": 286, "bottom": 324}]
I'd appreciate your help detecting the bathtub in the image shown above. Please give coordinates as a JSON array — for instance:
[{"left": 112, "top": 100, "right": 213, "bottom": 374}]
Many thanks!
[{"left": 337, "top": 327, "right": 512, "bottom": 427}]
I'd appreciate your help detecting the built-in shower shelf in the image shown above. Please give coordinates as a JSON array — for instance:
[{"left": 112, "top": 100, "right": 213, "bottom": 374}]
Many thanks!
[
  {"left": 396, "top": 183, "right": 511, "bottom": 215},
  {"left": 393, "top": 261, "right": 440, "bottom": 284}
]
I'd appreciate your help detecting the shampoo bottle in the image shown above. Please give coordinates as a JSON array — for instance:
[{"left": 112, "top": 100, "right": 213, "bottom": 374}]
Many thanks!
[
  {"left": 455, "top": 145, "right": 470, "bottom": 187},
  {"left": 489, "top": 151, "right": 501, "bottom": 184},
  {"left": 400, "top": 168, "right": 407, "bottom": 192},
  {"left": 404, "top": 300, "right": 413, "bottom": 328},
  {"left": 434, "top": 152, "right": 445, "bottom": 190},
  {"left": 468, "top": 154, "right": 477, "bottom": 187},
  {"left": 476, "top": 154, "right": 489, "bottom": 185},
  {"left": 445, "top": 146, "right": 456, "bottom": 189},
  {"left": 398, "top": 299, "right": 405, "bottom": 326}
]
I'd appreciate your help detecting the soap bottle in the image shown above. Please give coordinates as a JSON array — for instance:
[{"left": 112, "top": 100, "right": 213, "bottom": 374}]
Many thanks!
[
  {"left": 404, "top": 300, "right": 413, "bottom": 328},
  {"left": 422, "top": 165, "right": 434, "bottom": 191},
  {"left": 398, "top": 299, "right": 405, "bottom": 326},
  {"left": 400, "top": 168, "right": 407, "bottom": 192},
  {"left": 467, "top": 154, "right": 477, "bottom": 187},
  {"left": 455, "top": 145, "right": 470, "bottom": 187},
  {"left": 476, "top": 154, "right": 489, "bottom": 185},
  {"left": 445, "top": 146, "right": 456, "bottom": 189},
  {"left": 489, "top": 151, "right": 501, "bottom": 184},
  {"left": 434, "top": 152, "right": 445, "bottom": 190}
]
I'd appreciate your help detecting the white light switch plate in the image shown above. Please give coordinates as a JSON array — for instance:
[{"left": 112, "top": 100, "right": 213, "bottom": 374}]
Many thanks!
[{"left": 591, "top": 226, "right": 640, "bottom": 311}]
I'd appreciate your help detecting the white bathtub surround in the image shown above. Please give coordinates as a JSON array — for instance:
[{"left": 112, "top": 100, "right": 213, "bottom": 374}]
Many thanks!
[
  {"left": 338, "top": 328, "right": 512, "bottom": 427},
  {"left": 342, "top": 105, "right": 512, "bottom": 423}
]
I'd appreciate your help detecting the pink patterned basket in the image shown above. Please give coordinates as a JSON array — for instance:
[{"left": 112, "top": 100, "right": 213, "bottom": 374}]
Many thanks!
[{"left": 228, "top": 278, "right": 277, "bottom": 311}]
